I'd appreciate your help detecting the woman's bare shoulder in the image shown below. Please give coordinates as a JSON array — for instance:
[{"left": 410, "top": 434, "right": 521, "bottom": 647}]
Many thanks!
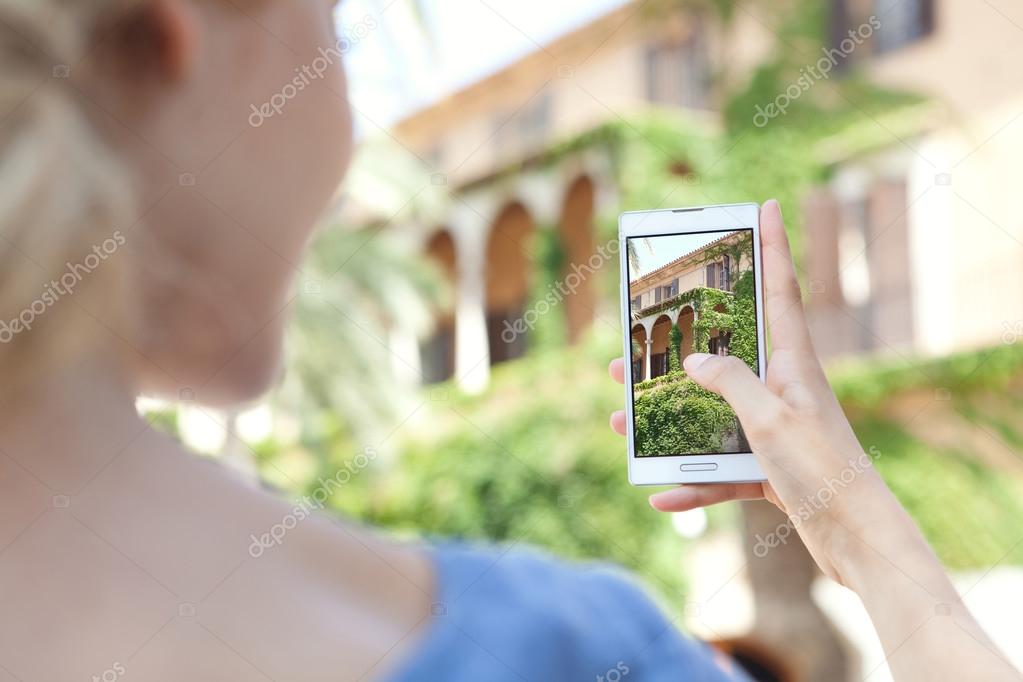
[{"left": 0, "top": 433, "right": 433, "bottom": 681}]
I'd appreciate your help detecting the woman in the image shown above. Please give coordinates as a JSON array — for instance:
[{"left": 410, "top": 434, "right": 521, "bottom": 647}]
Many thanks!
[{"left": 0, "top": 1, "right": 1017, "bottom": 680}]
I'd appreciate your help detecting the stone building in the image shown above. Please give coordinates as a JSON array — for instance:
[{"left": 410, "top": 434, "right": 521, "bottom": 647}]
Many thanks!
[
  {"left": 628, "top": 230, "right": 752, "bottom": 381},
  {"left": 342, "top": 0, "right": 1019, "bottom": 396}
]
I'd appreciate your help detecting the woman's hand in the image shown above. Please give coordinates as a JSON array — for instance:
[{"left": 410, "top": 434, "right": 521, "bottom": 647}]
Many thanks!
[
  {"left": 609, "top": 200, "right": 904, "bottom": 584},
  {"left": 611, "top": 201, "right": 1023, "bottom": 682}
]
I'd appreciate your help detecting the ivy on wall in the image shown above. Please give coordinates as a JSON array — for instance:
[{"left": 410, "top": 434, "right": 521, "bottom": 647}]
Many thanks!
[
  {"left": 692, "top": 310, "right": 731, "bottom": 355},
  {"left": 526, "top": 223, "right": 568, "bottom": 350},
  {"left": 668, "top": 324, "right": 682, "bottom": 372},
  {"left": 728, "top": 271, "right": 759, "bottom": 371},
  {"left": 635, "top": 285, "right": 731, "bottom": 322},
  {"left": 633, "top": 266, "right": 758, "bottom": 369}
]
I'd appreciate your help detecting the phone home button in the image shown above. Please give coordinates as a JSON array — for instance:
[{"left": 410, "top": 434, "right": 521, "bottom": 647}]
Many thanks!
[{"left": 680, "top": 463, "right": 718, "bottom": 472}]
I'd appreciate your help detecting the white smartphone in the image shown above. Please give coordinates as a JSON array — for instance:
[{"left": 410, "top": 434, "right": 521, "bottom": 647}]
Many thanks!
[{"left": 619, "top": 202, "right": 767, "bottom": 486}]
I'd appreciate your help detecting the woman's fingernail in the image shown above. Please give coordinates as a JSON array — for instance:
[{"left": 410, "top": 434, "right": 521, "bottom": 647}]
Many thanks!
[
  {"left": 683, "top": 353, "right": 713, "bottom": 373},
  {"left": 648, "top": 492, "right": 670, "bottom": 509}
]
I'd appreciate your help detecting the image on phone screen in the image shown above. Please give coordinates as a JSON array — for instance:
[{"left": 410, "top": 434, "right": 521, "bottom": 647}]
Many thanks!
[{"left": 627, "top": 228, "right": 760, "bottom": 457}]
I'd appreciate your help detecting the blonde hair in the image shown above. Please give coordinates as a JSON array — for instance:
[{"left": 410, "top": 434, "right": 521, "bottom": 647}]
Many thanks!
[{"left": 0, "top": 0, "right": 140, "bottom": 384}]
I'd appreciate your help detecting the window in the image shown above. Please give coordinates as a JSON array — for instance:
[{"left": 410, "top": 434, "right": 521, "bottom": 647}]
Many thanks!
[
  {"left": 492, "top": 91, "right": 553, "bottom": 156},
  {"left": 631, "top": 295, "right": 642, "bottom": 310},
  {"left": 664, "top": 278, "right": 679, "bottom": 299},
  {"left": 519, "top": 91, "right": 552, "bottom": 141},
  {"left": 655, "top": 287, "right": 662, "bottom": 304},
  {"left": 873, "top": 0, "right": 933, "bottom": 54},
  {"left": 705, "top": 262, "right": 719, "bottom": 289},
  {"left": 644, "top": 29, "right": 710, "bottom": 110},
  {"left": 706, "top": 260, "right": 731, "bottom": 290},
  {"left": 848, "top": 177, "right": 914, "bottom": 351},
  {"left": 424, "top": 142, "right": 445, "bottom": 169},
  {"left": 651, "top": 352, "right": 668, "bottom": 379},
  {"left": 830, "top": 0, "right": 933, "bottom": 65},
  {"left": 708, "top": 331, "right": 731, "bottom": 356}
]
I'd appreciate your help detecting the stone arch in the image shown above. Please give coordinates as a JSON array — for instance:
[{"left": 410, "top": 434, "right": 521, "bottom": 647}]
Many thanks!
[
  {"left": 425, "top": 229, "right": 457, "bottom": 288},
  {"left": 558, "top": 175, "right": 596, "bottom": 344},
  {"left": 630, "top": 324, "right": 647, "bottom": 382},
  {"left": 649, "top": 314, "right": 674, "bottom": 379},
  {"left": 485, "top": 202, "right": 534, "bottom": 365},
  {"left": 421, "top": 229, "right": 457, "bottom": 383},
  {"left": 640, "top": 315, "right": 657, "bottom": 338}
]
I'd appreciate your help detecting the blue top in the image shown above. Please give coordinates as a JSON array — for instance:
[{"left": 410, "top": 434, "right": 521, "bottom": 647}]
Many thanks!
[{"left": 387, "top": 544, "right": 751, "bottom": 681}]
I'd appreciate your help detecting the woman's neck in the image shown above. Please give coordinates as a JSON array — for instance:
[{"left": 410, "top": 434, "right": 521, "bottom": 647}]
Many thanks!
[
  {"left": 0, "top": 350, "right": 144, "bottom": 498},
  {"left": 0, "top": 349, "right": 436, "bottom": 678}
]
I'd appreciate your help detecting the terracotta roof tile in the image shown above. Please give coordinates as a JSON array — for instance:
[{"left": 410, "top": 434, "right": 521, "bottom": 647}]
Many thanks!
[{"left": 629, "top": 230, "right": 741, "bottom": 285}]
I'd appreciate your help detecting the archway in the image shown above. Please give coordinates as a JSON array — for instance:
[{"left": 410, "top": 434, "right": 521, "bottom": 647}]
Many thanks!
[
  {"left": 558, "top": 176, "right": 596, "bottom": 344},
  {"left": 421, "top": 230, "right": 457, "bottom": 383},
  {"left": 485, "top": 202, "right": 534, "bottom": 365},
  {"left": 630, "top": 324, "right": 647, "bottom": 382},
  {"left": 649, "top": 314, "right": 674, "bottom": 379}
]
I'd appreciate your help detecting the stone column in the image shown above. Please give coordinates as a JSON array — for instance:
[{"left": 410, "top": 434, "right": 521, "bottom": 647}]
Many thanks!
[
  {"left": 644, "top": 338, "right": 652, "bottom": 381},
  {"left": 452, "top": 214, "right": 491, "bottom": 394},
  {"left": 388, "top": 327, "right": 422, "bottom": 387}
]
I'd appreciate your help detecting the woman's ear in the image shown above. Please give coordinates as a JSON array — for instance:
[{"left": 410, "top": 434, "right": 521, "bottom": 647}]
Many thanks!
[{"left": 108, "top": 0, "right": 198, "bottom": 83}]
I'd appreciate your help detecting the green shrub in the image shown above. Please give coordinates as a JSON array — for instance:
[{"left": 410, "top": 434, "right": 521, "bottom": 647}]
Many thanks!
[
  {"left": 634, "top": 376, "right": 737, "bottom": 456},
  {"left": 635, "top": 369, "right": 687, "bottom": 391},
  {"left": 323, "top": 337, "right": 690, "bottom": 606}
]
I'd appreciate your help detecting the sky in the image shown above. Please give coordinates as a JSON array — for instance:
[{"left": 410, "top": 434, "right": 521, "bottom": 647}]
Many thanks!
[
  {"left": 629, "top": 230, "right": 742, "bottom": 281},
  {"left": 337, "top": 0, "right": 629, "bottom": 128}
]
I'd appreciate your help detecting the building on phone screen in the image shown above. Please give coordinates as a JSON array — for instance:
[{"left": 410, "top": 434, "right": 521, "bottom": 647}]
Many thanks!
[{"left": 627, "top": 230, "right": 753, "bottom": 382}]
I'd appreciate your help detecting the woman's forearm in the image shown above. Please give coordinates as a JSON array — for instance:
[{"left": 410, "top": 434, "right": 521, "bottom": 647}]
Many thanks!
[
  {"left": 621, "top": 203, "right": 1022, "bottom": 682},
  {"left": 833, "top": 500, "right": 1020, "bottom": 681}
]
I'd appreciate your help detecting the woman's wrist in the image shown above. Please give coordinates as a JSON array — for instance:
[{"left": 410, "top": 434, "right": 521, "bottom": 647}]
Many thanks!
[
  {"left": 824, "top": 481, "right": 949, "bottom": 596},
  {"left": 808, "top": 473, "right": 913, "bottom": 578}
]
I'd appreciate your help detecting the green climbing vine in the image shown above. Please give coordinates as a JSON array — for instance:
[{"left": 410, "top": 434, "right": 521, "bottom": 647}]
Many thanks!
[
  {"left": 526, "top": 223, "right": 567, "bottom": 350},
  {"left": 633, "top": 379, "right": 736, "bottom": 456},
  {"left": 634, "top": 285, "right": 731, "bottom": 321},
  {"left": 668, "top": 324, "right": 682, "bottom": 372},
  {"left": 728, "top": 271, "right": 759, "bottom": 372}
]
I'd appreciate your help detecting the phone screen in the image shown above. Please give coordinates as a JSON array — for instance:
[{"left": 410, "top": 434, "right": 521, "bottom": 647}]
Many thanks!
[{"left": 627, "top": 228, "right": 760, "bottom": 457}]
